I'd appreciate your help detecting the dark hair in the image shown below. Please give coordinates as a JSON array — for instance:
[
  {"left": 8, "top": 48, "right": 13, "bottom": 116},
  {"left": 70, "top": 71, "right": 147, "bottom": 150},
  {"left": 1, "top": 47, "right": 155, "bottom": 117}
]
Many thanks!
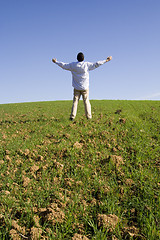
[{"left": 77, "top": 52, "right": 84, "bottom": 62}]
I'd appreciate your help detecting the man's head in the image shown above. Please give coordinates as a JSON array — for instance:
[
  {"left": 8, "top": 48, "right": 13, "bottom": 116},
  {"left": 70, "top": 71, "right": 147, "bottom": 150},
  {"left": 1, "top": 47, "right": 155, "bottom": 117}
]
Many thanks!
[{"left": 77, "top": 52, "right": 84, "bottom": 62}]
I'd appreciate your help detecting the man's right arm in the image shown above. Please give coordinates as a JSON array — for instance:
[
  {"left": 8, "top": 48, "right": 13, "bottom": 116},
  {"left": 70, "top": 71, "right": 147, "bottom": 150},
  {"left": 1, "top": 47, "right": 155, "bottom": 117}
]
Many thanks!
[{"left": 52, "top": 58, "right": 71, "bottom": 71}]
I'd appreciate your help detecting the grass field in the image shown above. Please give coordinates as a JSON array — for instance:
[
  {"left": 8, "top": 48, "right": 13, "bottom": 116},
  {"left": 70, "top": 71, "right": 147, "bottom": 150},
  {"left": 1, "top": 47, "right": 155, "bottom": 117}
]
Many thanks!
[{"left": 0, "top": 100, "right": 160, "bottom": 240}]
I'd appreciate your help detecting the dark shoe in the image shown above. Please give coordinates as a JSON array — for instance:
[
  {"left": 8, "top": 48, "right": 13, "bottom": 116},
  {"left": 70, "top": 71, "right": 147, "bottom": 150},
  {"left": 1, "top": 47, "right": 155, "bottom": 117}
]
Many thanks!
[{"left": 70, "top": 117, "right": 74, "bottom": 121}]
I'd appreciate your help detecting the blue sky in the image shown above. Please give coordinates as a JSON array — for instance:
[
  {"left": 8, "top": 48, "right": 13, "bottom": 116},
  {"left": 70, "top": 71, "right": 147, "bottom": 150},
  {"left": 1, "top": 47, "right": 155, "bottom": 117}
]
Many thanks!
[{"left": 0, "top": 0, "right": 160, "bottom": 104}]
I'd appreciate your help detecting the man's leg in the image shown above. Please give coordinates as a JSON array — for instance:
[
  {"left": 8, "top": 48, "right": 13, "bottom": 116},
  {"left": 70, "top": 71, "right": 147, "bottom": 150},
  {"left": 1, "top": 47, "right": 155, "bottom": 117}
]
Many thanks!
[
  {"left": 82, "top": 89, "right": 92, "bottom": 119},
  {"left": 70, "top": 89, "right": 81, "bottom": 119}
]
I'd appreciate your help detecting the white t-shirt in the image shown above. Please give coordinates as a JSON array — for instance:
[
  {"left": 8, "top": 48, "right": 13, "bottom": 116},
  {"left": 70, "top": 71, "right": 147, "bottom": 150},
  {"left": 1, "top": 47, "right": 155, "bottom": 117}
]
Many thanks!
[{"left": 55, "top": 60, "right": 106, "bottom": 90}]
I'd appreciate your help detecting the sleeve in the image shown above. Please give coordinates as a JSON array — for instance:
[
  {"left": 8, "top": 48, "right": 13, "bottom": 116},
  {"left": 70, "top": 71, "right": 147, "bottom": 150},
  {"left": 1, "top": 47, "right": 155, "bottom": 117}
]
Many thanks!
[
  {"left": 87, "top": 60, "right": 107, "bottom": 71},
  {"left": 55, "top": 61, "right": 72, "bottom": 71}
]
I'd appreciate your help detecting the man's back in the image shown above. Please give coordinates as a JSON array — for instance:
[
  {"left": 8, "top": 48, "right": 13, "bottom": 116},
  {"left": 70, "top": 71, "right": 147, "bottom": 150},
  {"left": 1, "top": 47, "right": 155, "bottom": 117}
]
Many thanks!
[
  {"left": 69, "top": 61, "right": 90, "bottom": 90},
  {"left": 55, "top": 60, "right": 107, "bottom": 90}
]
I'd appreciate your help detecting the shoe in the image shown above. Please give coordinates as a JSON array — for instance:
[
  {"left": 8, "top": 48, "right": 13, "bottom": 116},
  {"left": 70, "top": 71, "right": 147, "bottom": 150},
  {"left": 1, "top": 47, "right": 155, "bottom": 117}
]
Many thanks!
[{"left": 70, "top": 117, "right": 74, "bottom": 121}]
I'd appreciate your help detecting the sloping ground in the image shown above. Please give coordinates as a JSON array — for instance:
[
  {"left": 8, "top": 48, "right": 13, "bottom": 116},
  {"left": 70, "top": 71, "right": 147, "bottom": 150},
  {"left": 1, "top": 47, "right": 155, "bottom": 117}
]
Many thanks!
[{"left": 0, "top": 100, "right": 159, "bottom": 239}]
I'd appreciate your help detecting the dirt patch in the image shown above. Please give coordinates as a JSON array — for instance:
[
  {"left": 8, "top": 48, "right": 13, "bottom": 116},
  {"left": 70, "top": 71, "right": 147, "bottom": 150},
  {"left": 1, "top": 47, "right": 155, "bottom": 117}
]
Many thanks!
[
  {"left": 9, "top": 229, "right": 21, "bottom": 240},
  {"left": 5, "top": 155, "right": 12, "bottom": 162},
  {"left": 115, "top": 109, "right": 122, "bottom": 114},
  {"left": 30, "top": 164, "right": 40, "bottom": 172},
  {"left": 72, "top": 233, "right": 89, "bottom": 240},
  {"left": 73, "top": 141, "right": 83, "bottom": 149},
  {"left": 119, "top": 118, "right": 126, "bottom": 124},
  {"left": 123, "top": 226, "right": 143, "bottom": 239},
  {"left": 111, "top": 155, "right": 124, "bottom": 168},
  {"left": 22, "top": 176, "right": 31, "bottom": 187},
  {"left": 0, "top": 214, "right": 5, "bottom": 226},
  {"left": 125, "top": 178, "right": 134, "bottom": 186},
  {"left": 53, "top": 159, "right": 64, "bottom": 171},
  {"left": 30, "top": 227, "right": 42, "bottom": 240},
  {"left": 39, "top": 203, "right": 65, "bottom": 225},
  {"left": 97, "top": 214, "right": 119, "bottom": 230},
  {"left": 11, "top": 220, "right": 25, "bottom": 235},
  {"left": 33, "top": 215, "right": 41, "bottom": 228}
]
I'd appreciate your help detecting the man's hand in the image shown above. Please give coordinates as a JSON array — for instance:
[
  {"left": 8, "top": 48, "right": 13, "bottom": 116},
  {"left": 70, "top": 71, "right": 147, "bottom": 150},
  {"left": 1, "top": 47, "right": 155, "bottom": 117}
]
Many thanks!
[
  {"left": 106, "top": 56, "right": 112, "bottom": 62},
  {"left": 52, "top": 58, "right": 57, "bottom": 63}
]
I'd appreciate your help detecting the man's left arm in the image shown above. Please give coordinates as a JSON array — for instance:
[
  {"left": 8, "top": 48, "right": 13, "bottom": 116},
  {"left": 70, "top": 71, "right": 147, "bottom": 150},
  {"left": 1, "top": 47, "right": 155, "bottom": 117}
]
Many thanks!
[
  {"left": 106, "top": 56, "right": 112, "bottom": 62},
  {"left": 88, "top": 56, "right": 112, "bottom": 71}
]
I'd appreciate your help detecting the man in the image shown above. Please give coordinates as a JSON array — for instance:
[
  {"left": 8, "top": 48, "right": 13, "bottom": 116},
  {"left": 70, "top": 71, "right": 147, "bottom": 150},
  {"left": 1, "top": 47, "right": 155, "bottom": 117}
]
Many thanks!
[{"left": 52, "top": 53, "right": 112, "bottom": 120}]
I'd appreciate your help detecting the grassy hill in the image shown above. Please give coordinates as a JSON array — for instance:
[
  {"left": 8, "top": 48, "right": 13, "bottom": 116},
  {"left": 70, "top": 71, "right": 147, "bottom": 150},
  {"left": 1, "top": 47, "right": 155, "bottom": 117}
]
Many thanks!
[{"left": 0, "top": 100, "right": 159, "bottom": 240}]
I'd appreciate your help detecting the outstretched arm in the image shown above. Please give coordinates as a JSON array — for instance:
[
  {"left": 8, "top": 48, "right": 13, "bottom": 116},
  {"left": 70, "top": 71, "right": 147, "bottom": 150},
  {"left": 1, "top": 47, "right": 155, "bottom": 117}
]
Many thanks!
[
  {"left": 88, "top": 56, "right": 112, "bottom": 71},
  {"left": 106, "top": 56, "right": 112, "bottom": 62},
  {"left": 52, "top": 58, "right": 57, "bottom": 63},
  {"left": 52, "top": 58, "right": 71, "bottom": 71}
]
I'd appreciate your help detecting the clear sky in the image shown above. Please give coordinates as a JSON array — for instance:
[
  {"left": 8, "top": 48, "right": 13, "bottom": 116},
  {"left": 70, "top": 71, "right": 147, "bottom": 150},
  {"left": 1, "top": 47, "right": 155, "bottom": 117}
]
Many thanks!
[{"left": 0, "top": 0, "right": 160, "bottom": 104}]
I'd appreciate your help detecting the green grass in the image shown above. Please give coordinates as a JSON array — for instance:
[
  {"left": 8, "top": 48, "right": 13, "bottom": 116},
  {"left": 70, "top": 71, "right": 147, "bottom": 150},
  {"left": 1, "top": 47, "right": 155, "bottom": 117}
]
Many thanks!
[{"left": 0, "top": 100, "right": 159, "bottom": 240}]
